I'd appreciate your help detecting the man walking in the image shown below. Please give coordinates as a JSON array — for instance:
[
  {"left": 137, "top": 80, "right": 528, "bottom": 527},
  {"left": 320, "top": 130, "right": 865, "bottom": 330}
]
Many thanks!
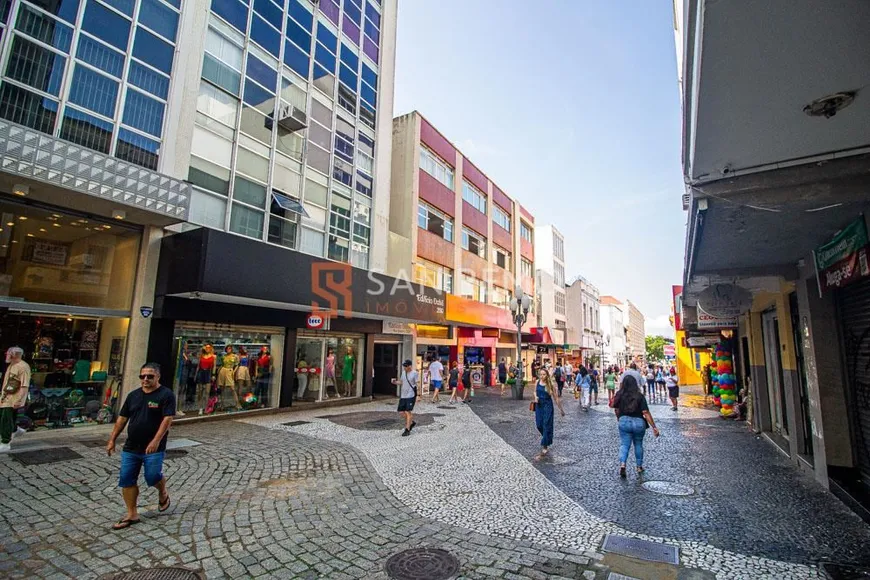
[
  {"left": 393, "top": 360, "right": 418, "bottom": 436},
  {"left": 106, "top": 363, "right": 175, "bottom": 530},
  {"left": 428, "top": 357, "right": 444, "bottom": 403},
  {"left": 0, "top": 347, "right": 31, "bottom": 452}
]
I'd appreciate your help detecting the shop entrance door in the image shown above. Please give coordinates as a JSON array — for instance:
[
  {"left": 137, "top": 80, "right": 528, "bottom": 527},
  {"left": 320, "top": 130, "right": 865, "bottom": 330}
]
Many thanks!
[
  {"left": 373, "top": 343, "right": 399, "bottom": 397},
  {"left": 762, "top": 309, "right": 789, "bottom": 439}
]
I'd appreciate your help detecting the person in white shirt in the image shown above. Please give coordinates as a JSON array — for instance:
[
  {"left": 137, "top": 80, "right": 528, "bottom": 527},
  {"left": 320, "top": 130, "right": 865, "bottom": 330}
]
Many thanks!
[
  {"left": 0, "top": 346, "right": 30, "bottom": 452},
  {"left": 618, "top": 362, "right": 645, "bottom": 393},
  {"left": 392, "top": 360, "right": 419, "bottom": 436},
  {"left": 428, "top": 358, "right": 444, "bottom": 403}
]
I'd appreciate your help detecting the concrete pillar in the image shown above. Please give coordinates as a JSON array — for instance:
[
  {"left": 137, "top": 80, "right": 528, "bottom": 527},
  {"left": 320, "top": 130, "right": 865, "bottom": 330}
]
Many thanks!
[
  {"left": 775, "top": 287, "right": 802, "bottom": 461},
  {"left": 122, "top": 226, "right": 164, "bottom": 402}
]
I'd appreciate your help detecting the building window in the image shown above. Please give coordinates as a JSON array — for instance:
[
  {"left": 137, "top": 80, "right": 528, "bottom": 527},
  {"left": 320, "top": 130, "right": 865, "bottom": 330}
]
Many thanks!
[
  {"left": 462, "top": 181, "right": 486, "bottom": 214},
  {"left": 493, "top": 245, "right": 511, "bottom": 271},
  {"left": 493, "top": 205, "right": 511, "bottom": 232},
  {"left": 554, "top": 263, "right": 565, "bottom": 287},
  {"left": 492, "top": 286, "right": 511, "bottom": 309},
  {"left": 417, "top": 202, "right": 453, "bottom": 242},
  {"left": 553, "top": 232, "right": 564, "bottom": 261},
  {"left": 413, "top": 259, "right": 453, "bottom": 294},
  {"left": 420, "top": 146, "right": 454, "bottom": 190},
  {"left": 520, "top": 221, "right": 532, "bottom": 243},
  {"left": 461, "top": 227, "right": 486, "bottom": 258},
  {"left": 555, "top": 291, "right": 566, "bottom": 316},
  {"left": 521, "top": 257, "right": 533, "bottom": 278},
  {"left": 460, "top": 275, "right": 487, "bottom": 304}
]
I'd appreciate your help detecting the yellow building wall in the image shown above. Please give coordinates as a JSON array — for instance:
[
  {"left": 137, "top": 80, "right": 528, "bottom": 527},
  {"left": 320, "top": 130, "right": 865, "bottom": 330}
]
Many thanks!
[{"left": 675, "top": 330, "right": 711, "bottom": 386}]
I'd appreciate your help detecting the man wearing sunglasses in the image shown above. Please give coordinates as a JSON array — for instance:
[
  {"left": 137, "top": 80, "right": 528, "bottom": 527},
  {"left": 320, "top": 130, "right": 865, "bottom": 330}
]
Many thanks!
[{"left": 106, "top": 363, "right": 175, "bottom": 530}]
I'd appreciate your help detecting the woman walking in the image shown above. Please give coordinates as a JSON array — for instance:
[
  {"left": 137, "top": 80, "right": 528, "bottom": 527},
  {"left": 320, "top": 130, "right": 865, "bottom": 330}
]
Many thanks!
[
  {"left": 655, "top": 366, "right": 666, "bottom": 400},
  {"left": 447, "top": 361, "right": 461, "bottom": 403},
  {"left": 645, "top": 366, "right": 657, "bottom": 401},
  {"left": 604, "top": 366, "right": 618, "bottom": 404},
  {"left": 666, "top": 368, "right": 680, "bottom": 411},
  {"left": 534, "top": 368, "right": 565, "bottom": 456},
  {"left": 612, "top": 375, "right": 659, "bottom": 478},
  {"left": 575, "top": 366, "right": 592, "bottom": 411}
]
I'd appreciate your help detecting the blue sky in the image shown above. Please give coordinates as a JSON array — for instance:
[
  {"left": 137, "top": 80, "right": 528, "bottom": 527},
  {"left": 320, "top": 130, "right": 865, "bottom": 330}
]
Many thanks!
[{"left": 392, "top": 0, "right": 685, "bottom": 337}]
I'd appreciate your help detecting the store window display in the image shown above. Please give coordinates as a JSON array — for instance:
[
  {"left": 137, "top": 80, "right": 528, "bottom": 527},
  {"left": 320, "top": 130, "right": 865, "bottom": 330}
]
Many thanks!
[
  {"left": 171, "top": 326, "right": 283, "bottom": 417},
  {"left": 294, "top": 334, "right": 363, "bottom": 401}
]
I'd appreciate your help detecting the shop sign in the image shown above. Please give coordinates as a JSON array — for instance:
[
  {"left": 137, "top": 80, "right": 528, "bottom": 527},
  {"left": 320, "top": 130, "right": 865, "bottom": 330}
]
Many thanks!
[
  {"left": 139, "top": 306, "right": 153, "bottom": 318},
  {"left": 663, "top": 345, "right": 676, "bottom": 357},
  {"left": 814, "top": 217, "right": 870, "bottom": 294},
  {"left": 536, "top": 345, "right": 548, "bottom": 354},
  {"left": 382, "top": 320, "right": 414, "bottom": 335},
  {"left": 697, "top": 284, "right": 752, "bottom": 318},
  {"left": 306, "top": 314, "right": 325, "bottom": 329},
  {"left": 687, "top": 335, "right": 719, "bottom": 348},
  {"left": 697, "top": 307, "right": 737, "bottom": 329}
]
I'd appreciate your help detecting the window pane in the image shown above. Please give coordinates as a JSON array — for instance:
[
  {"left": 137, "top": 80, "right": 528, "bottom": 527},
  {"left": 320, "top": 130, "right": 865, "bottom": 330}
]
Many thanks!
[
  {"left": 273, "top": 156, "right": 300, "bottom": 194},
  {"left": 0, "top": 83, "right": 57, "bottom": 133},
  {"left": 246, "top": 54, "right": 277, "bottom": 92},
  {"left": 359, "top": 101, "right": 375, "bottom": 129},
  {"left": 304, "top": 178, "right": 327, "bottom": 206},
  {"left": 308, "top": 121, "right": 330, "bottom": 149},
  {"left": 115, "top": 127, "right": 159, "bottom": 169},
  {"left": 101, "top": 0, "right": 134, "bottom": 16},
  {"left": 283, "top": 40, "right": 309, "bottom": 78},
  {"left": 279, "top": 76, "right": 306, "bottom": 109},
  {"left": 235, "top": 147, "right": 268, "bottom": 183},
  {"left": 250, "top": 14, "right": 279, "bottom": 57},
  {"left": 328, "top": 235, "right": 349, "bottom": 262},
  {"left": 333, "top": 158, "right": 352, "bottom": 187},
  {"left": 81, "top": 1, "right": 130, "bottom": 50},
  {"left": 26, "top": 0, "right": 80, "bottom": 24},
  {"left": 313, "top": 65, "right": 334, "bottom": 95},
  {"left": 188, "top": 155, "right": 230, "bottom": 195},
  {"left": 252, "top": 0, "right": 281, "bottom": 28},
  {"left": 197, "top": 80, "right": 238, "bottom": 126},
  {"left": 69, "top": 64, "right": 118, "bottom": 118},
  {"left": 139, "top": 0, "right": 178, "bottom": 41},
  {"left": 233, "top": 175, "right": 267, "bottom": 207},
  {"left": 60, "top": 106, "right": 112, "bottom": 153},
  {"left": 268, "top": 213, "right": 297, "bottom": 248},
  {"left": 202, "top": 53, "right": 241, "bottom": 94},
  {"left": 275, "top": 125, "right": 304, "bottom": 159},
  {"left": 16, "top": 4, "right": 73, "bottom": 52},
  {"left": 205, "top": 26, "right": 242, "bottom": 69},
  {"left": 239, "top": 105, "right": 272, "bottom": 143},
  {"left": 188, "top": 187, "right": 227, "bottom": 229},
  {"left": 355, "top": 171, "right": 371, "bottom": 197},
  {"left": 5, "top": 36, "right": 66, "bottom": 96},
  {"left": 122, "top": 89, "right": 164, "bottom": 137},
  {"left": 210, "top": 0, "right": 248, "bottom": 33},
  {"left": 77, "top": 35, "right": 124, "bottom": 78},
  {"left": 340, "top": 42, "right": 359, "bottom": 71},
  {"left": 361, "top": 63, "right": 376, "bottom": 88},
  {"left": 133, "top": 27, "right": 174, "bottom": 73},
  {"left": 288, "top": 0, "right": 312, "bottom": 30},
  {"left": 242, "top": 79, "right": 273, "bottom": 114},
  {"left": 300, "top": 227, "right": 324, "bottom": 256},
  {"left": 306, "top": 143, "right": 330, "bottom": 175},
  {"left": 128, "top": 61, "right": 169, "bottom": 98},
  {"left": 230, "top": 203, "right": 264, "bottom": 239},
  {"left": 286, "top": 18, "right": 310, "bottom": 53}
]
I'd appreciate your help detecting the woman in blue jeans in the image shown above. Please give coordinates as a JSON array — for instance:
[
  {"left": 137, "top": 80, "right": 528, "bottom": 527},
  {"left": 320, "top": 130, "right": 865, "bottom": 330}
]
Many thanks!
[
  {"left": 534, "top": 368, "right": 565, "bottom": 456},
  {"left": 611, "top": 375, "right": 660, "bottom": 478}
]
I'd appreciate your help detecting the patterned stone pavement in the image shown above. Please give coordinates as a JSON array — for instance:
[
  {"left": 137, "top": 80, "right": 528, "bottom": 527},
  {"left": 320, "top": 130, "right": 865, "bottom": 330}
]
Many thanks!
[{"left": 0, "top": 386, "right": 864, "bottom": 579}]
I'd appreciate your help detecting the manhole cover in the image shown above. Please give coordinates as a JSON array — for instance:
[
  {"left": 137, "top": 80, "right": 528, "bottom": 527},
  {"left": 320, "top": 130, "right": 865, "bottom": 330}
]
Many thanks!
[
  {"left": 164, "top": 449, "right": 188, "bottom": 459},
  {"left": 78, "top": 439, "right": 107, "bottom": 448},
  {"left": 821, "top": 563, "right": 870, "bottom": 579},
  {"left": 601, "top": 534, "right": 679, "bottom": 565},
  {"left": 11, "top": 447, "right": 83, "bottom": 465},
  {"left": 641, "top": 481, "right": 695, "bottom": 496},
  {"left": 384, "top": 548, "right": 460, "bottom": 580},
  {"left": 105, "top": 566, "right": 204, "bottom": 579},
  {"left": 281, "top": 420, "right": 311, "bottom": 427}
]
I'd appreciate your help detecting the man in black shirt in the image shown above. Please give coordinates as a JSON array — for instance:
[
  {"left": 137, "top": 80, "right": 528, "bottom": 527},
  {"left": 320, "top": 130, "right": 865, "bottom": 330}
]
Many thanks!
[{"left": 106, "top": 363, "right": 175, "bottom": 530}]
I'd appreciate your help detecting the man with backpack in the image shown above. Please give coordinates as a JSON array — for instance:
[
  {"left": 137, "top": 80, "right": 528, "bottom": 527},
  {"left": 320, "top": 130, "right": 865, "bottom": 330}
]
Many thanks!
[
  {"left": 553, "top": 361, "right": 565, "bottom": 397},
  {"left": 392, "top": 360, "right": 418, "bottom": 436}
]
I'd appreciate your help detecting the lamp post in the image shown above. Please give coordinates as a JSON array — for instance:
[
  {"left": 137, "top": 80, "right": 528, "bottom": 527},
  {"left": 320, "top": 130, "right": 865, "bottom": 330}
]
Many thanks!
[{"left": 509, "top": 285, "right": 531, "bottom": 400}]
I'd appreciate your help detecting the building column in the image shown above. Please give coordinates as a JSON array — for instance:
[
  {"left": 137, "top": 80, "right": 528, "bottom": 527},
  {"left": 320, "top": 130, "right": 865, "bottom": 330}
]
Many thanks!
[
  {"left": 748, "top": 310, "right": 770, "bottom": 433},
  {"left": 122, "top": 226, "right": 164, "bottom": 403},
  {"left": 775, "top": 287, "right": 802, "bottom": 461}
]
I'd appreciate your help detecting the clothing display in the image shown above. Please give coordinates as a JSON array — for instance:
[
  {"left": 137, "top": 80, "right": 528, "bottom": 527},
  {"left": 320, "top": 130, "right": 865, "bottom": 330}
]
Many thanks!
[
  {"left": 217, "top": 353, "right": 238, "bottom": 388},
  {"left": 73, "top": 359, "right": 91, "bottom": 383},
  {"left": 196, "top": 354, "right": 215, "bottom": 385},
  {"left": 341, "top": 353, "right": 355, "bottom": 382},
  {"left": 325, "top": 353, "right": 336, "bottom": 382}
]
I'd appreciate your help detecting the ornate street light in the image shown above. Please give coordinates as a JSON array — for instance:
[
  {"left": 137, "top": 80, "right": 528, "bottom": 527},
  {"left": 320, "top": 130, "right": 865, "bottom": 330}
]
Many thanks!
[{"left": 509, "top": 285, "right": 532, "bottom": 400}]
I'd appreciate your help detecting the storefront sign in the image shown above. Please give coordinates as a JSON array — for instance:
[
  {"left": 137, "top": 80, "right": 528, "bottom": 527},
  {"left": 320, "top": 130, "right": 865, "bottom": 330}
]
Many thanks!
[
  {"left": 140, "top": 306, "right": 153, "bottom": 318},
  {"left": 687, "top": 335, "right": 719, "bottom": 348},
  {"left": 672, "top": 285, "right": 683, "bottom": 331},
  {"left": 306, "top": 314, "right": 325, "bottom": 329},
  {"left": 446, "top": 294, "right": 514, "bottom": 329},
  {"left": 663, "top": 345, "right": 676, "bottom": 357},
  {"left": 697, "top": 284, "right": 752, "bottom": 318},
  {"left": 382, "top": 320, "right": 414, "bottom": 335},
  {"left": 697, "top": 307, "right": 737, "bottom": 329},
  {"left": 814, "top": 217, "right": 870, "bottom": 294}
]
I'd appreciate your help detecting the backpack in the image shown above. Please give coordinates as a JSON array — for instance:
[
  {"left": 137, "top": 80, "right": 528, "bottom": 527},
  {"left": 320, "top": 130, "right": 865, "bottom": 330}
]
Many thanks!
[{"left": 553, "top": 367, "right": 563, "bottom": 380}]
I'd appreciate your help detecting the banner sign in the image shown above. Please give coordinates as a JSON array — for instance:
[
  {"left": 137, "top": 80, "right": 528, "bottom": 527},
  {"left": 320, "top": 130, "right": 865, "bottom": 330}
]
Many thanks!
[
  {"left": 814, "top": 217, "right": 870, "bottom": 294},
  {"left": 697, "top": 307, "right": 738, "bottom": 329},
  {"left": 697, "top": 284, "right": 752, "bottom": 318},
  {"left": 687, "top": 335, "right": 720, "bottom": 348}
]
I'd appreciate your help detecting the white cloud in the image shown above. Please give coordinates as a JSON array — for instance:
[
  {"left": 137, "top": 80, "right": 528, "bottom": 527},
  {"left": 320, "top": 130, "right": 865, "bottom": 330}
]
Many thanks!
[{"left": 645, "top": 314, "right": 674, "bottom": 339}]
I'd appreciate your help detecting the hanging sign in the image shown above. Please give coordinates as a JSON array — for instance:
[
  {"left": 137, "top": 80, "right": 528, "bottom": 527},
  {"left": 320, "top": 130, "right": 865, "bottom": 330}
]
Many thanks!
[
  {"left": 814, "top": 217, "right": 870, "bottom": 294},
  {"left": 697, "top": 307, "right": 737, "bottom": 329},
  {"left": 306, "top": 314, "right": 325, "bottom": 329},
  {"left": 697, "top": 284, "right": 752, "bottom": 318},
  {"left": 687, "top": 335, "right": 720, "bottom": 348},
  {"left": 139, "top": 306, "right": 153, "bottom": 318}
]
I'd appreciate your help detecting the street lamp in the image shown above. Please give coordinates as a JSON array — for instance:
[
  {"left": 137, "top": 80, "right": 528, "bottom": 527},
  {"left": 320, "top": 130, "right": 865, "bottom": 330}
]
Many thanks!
[{"left": 509, "top": 285, "right": 531, "bottom": 400}]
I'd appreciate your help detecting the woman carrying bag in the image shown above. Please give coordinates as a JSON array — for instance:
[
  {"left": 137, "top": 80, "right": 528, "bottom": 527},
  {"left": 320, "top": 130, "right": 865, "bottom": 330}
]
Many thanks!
[{"left": 532, "top": 368, "right": 565, "bottom": 456}]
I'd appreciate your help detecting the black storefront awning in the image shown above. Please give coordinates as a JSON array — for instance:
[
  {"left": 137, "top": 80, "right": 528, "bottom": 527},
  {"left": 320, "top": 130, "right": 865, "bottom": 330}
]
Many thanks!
[{"left": 155, "top": 228, "right": 446, "bottom": 324}]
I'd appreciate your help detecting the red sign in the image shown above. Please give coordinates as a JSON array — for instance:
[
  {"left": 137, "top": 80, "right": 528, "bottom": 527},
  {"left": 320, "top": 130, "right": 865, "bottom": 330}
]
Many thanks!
[
  {"left": 306, "top": 314, "right": 325, "bottom": 329},
  {"left": 663, "top": 345, "right": 676, "bottom": 357},
  {"left": 672, "top": 285, "right": 683, "bottom": 331},
  {"left": 820, "top": 244, "right": 870, "bottom": 292}
]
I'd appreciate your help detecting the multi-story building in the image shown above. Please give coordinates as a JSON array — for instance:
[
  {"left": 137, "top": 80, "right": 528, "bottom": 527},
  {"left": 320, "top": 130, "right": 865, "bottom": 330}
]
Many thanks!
[
  {"left": 0, "top": 0, "right": 442, "bottom": 423},
  {"left": 599, "top": 296, "right": 627, "bottom": 366},
  {"left": 566, "top": 275, "right": 601, "bottom": 365},
  {"left": 625, "top": 300, "right": 645, "bottom": 362},
  {"left": 534, "top": 224, "right": 567, "bottom": 351},
  {"left": 387, "top": 111, "right": 536, "bottom": 378}
]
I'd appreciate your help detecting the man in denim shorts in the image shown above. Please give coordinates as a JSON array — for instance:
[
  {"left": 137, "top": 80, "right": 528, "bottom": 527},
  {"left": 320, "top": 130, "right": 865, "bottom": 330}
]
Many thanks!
[{"left": 106, "top": 363, "right": 175, "bottom": 530}]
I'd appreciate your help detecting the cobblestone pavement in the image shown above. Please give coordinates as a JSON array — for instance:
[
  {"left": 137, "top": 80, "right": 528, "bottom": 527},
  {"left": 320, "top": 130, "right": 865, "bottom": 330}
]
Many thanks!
[{"left": 467, "top": 384, "right": 870, "bottom": 568}]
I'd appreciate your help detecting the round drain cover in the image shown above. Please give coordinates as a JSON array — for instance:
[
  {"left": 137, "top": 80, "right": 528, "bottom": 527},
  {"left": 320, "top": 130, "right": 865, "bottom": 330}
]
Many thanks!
[
  {"left": 641, "top": 481, "right": 694, "bottom": 496},
  {"left": 385, "top": 548, "right": 460, "bottom": 580},
  {"left": 109, "top": 567, "right": 203, "bottom": 580}
]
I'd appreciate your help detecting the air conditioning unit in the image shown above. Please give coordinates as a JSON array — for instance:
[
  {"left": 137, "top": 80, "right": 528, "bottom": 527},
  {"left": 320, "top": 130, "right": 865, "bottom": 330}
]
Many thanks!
[
  {"left": 276, "top": 103, "right": 307, "bottom": 133},
  {"left": 681, "top": 192, "right": 690, "bottom": 211}
]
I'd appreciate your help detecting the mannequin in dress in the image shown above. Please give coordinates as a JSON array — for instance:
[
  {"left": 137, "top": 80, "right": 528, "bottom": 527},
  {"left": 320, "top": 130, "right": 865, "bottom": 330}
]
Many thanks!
[
  {"left": 256, "top": 347, "right": 273, "bottom": 407},
  {"left": 324, "top": 347, "right": 339, "bottom": 399},
  {"left": 341, "top": 345, "right": 355, "bottom": 397},
  {"left": 235, "top": 346, "right": 252, "bottom": 397},
  {"left": 218, "top": 345, "right": 240, "bottom": 410},
  {"left": 295, "top": 351, "right": 308, "bottom": 401},
  {"left": 195, "top": 344, "right": 216, "bottom": 415}
]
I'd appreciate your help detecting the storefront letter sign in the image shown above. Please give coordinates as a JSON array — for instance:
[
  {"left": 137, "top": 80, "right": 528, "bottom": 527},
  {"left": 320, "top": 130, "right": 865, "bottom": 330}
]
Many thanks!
[
  {"left": 814, "top": 217, "right": 870, "bottom": 294},
  {"left": 306, "top": 314, "right": 325, "bottom": 329}
]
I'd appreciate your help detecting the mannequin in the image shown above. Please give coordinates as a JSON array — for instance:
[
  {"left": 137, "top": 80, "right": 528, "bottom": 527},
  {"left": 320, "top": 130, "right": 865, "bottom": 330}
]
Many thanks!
[
  {"left": 295, "top": 352, "right": 308, "bottom": 401},
  {"left": 256, "top": 347, "right": 272, "bottom": 407},
  {"left": 178, "top": 341, "right": 198, "bottom": 415},
  {"left": 324, "top": 347, "right": 339, "bottom": 399},
  {"left": 341, "top": 345, "right": 355, "bottom": 397},
  {"left": 218, "top": 345, "right": 240, "bottom": 410},
  {"left": 196, "top": 344, "right": 216, "bottom": 415},
  {"left": 235, "top": 346, "right": 252, "bottom": 396}
]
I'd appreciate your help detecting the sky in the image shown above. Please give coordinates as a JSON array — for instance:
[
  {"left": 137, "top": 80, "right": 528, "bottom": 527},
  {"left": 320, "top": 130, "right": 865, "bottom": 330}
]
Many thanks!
[{"left": 392, "top": 0, "right": 685, "bottom": 338}]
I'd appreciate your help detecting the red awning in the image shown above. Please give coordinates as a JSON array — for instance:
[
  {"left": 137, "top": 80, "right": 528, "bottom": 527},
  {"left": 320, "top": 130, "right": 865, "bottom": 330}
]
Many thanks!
[{"left": 522, "top": 327, "right": 554, "bottom": 344}]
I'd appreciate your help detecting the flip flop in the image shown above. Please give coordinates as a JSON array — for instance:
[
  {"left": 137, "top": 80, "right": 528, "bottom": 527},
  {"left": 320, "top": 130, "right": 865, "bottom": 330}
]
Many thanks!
[
  {"left": 158, "top": 495, "right": 171, "bottom": 512},
  {"left": 112, "top": 518, "right": 141, "bottom": 530}
]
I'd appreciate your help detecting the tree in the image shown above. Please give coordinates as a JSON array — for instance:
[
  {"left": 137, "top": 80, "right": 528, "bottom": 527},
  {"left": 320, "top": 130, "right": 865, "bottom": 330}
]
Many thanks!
[{"left": 645, "top": 335, "right": 670, "bottom": 362}]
